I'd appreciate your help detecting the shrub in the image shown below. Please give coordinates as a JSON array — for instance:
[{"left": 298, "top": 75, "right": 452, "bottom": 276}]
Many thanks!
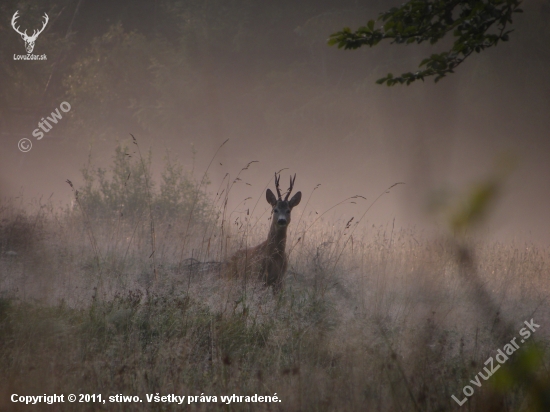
[{"left": 76, "top": 145, "right": 214, "bottom": 223}]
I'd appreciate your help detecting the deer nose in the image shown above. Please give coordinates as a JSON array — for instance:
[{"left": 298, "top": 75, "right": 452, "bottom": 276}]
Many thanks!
[{"left": 277, "top": 218, "right": 287, "bottom": 226}]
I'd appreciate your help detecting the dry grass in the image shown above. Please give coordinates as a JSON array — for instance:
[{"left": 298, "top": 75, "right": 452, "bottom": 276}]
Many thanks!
[{"left": 0, "top": 188, "right": 549, "bottom": 411}]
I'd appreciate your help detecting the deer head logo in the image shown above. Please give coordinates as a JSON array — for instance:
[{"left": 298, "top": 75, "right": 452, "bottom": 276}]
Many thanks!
[{"left": 11, "top": 11, "right": 49, "bottom": 54}]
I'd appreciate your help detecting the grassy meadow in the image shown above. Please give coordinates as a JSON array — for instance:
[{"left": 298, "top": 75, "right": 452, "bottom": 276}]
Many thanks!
[{"left": 0, "top": 148, "right": 549, "bottom": 411}]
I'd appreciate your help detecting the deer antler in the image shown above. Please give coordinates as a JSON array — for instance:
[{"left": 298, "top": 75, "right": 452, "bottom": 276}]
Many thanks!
[
  {"left": 284, "top": 174, "right": 296, "bottom": 201},
  {"left": 274, "top": 173, "right": 282, "bottom": 200},
  {"left": 11, "top": 11, "right": 27, "bottom": 37},
  {"left": 31, "top": 13, "right": 49, "bottom": 40},
  {"left": 11, "top": 11, "right": 49, "bottom": 40}
]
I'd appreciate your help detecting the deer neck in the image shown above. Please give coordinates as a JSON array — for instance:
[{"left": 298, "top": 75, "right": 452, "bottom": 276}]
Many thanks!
[{"left": 266, "top": 221, "right": 287, "bottom": 254}]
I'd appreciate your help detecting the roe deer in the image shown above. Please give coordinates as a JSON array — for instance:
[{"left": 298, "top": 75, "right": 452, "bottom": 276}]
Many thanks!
[{"left": 227, "top": 173, "right": 301, "bottom": 292}]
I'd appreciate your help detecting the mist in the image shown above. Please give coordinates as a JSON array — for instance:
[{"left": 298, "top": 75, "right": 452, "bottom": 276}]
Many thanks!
[
  {"left": 1, "top": 0, "right": 548, "bottom": 245},
  {"left": 1, "top": 1, "right": 550, "bottom": 410}
]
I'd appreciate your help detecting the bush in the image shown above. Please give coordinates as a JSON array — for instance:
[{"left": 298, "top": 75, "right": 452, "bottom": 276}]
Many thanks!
[{"left": 76, "top": 145, "right": 215, "bottom": 223}]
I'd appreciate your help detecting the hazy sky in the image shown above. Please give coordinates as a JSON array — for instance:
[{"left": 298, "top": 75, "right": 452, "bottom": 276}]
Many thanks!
[{"left": 2, "top": 0, "right": 549, "bottom": 245}]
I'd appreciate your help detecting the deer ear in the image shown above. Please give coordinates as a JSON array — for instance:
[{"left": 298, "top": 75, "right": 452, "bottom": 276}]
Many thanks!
[
  {"left": 289, "top": 191, "right": 302, "bottom": 208},
  {"left": 266, "top": 189, "right": 277, "bottom": 206}
]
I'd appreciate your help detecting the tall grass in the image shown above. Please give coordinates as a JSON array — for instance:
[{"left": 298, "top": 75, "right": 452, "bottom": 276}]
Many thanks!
[{"left": 0, "top": 147, "right": 548, "bottom": 411}]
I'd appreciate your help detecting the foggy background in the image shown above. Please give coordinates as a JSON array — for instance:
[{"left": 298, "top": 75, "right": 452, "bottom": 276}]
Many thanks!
[{"left": 1, "top": 0, "right": 549, "bottom": 245}]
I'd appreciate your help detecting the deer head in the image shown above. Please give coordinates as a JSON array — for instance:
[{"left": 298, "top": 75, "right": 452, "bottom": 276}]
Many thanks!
[
  {"left": 11, "top": 11, "right": 49, "bottom": 54},
  {"left": 266, "top": 173, "right": 301, "bottom": 228}
]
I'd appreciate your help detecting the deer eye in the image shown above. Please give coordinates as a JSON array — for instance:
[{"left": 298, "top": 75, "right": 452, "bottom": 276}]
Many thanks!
[{"left": 273, "top": 209, "right": 278, "bottom": 213}]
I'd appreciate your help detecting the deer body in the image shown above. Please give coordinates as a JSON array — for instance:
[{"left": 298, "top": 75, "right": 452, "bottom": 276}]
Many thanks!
[{"left": 228, "top": 174, "right": 301, "bottom": 292}]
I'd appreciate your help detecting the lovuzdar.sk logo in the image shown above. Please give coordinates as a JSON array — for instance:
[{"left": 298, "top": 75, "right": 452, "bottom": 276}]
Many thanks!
[{"left": 11, "top": 10, "right": 48, "bottom": 61}]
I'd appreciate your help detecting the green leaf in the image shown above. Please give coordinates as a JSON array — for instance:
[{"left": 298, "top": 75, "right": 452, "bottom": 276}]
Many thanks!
[
  {"left": 328, "top": 0, "right": 522, "bottom": 85},
  {"left": 419, "top": 58, "right": 430, "bottom": 67}
]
